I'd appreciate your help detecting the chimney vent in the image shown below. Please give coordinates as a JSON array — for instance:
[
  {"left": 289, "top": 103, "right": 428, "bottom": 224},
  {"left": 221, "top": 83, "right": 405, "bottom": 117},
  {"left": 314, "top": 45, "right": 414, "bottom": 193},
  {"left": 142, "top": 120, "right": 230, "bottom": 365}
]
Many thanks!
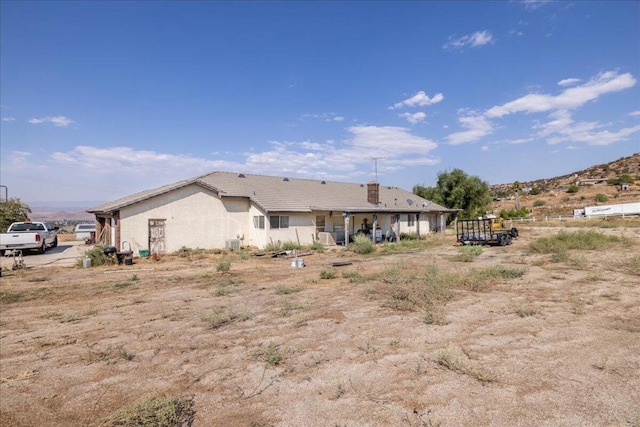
[{"left": 367, "top": 182, "right": 380, "bottom": 205}]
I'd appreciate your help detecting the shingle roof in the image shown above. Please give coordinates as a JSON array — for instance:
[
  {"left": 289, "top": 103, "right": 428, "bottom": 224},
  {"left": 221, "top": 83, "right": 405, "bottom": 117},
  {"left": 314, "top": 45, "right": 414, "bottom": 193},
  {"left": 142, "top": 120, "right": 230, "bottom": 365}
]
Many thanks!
[{"left": 88, "top": 172, "right": 454, "bottom": 214}]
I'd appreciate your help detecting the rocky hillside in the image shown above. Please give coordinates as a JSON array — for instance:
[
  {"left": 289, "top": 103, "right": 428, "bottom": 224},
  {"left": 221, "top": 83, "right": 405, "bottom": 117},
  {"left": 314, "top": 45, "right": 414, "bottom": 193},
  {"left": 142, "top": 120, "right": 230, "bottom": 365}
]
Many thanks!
[{"left": 490, "top": 153, "right": 640, "bottom": 217}]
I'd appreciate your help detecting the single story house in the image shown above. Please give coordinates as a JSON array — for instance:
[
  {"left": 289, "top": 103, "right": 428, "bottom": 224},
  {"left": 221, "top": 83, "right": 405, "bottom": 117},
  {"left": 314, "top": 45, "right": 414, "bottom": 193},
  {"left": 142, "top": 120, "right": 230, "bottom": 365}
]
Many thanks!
[{"left": 87, "top": 172, "right": 457, "bottom": 254}]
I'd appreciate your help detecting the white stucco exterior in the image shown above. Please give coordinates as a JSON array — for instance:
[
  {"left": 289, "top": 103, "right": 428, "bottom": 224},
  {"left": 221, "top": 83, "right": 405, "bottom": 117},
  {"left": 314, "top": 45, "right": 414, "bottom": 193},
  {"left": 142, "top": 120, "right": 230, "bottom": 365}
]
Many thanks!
[{"left": 119, "top": 184, "right": 250, "bottom": 253}]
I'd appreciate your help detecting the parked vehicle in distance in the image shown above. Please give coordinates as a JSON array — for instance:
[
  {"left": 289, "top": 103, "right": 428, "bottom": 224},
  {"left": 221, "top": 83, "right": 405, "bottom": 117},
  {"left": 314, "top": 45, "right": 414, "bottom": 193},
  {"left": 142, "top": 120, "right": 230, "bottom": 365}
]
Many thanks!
[
  {"left": 456, "top": 217, "right": 518, "bottom": 246},
  {"left": 0, "top": 221, "right": 59, "bottom": 255},
  {"left": 74, "top": 223, "right": 97, "bottom": 241}
]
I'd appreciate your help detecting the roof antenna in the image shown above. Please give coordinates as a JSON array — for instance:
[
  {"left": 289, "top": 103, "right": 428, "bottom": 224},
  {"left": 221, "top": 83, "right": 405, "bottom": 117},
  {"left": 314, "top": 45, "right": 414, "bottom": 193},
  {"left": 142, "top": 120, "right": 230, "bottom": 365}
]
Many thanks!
[{"left": 370, "top": 157, "right": 385, "bottom": 182}]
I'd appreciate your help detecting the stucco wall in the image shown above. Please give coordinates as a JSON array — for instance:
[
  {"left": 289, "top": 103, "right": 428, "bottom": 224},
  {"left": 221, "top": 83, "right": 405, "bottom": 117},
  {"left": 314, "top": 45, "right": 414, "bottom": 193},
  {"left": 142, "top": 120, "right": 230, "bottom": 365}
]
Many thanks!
[
  {"left": 119, "top": 185, "right": 250, "bottom": 253},
  {"left": 266, "top": 212, "right": 316, "bottom": 247}
]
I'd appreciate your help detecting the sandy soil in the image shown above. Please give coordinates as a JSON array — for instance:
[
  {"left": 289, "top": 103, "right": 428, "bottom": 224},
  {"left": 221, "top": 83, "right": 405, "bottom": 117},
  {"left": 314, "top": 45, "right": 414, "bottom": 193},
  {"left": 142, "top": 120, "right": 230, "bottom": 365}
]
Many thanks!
[{"left": 1, "top": 226, "right": 639, "bottom": 426}]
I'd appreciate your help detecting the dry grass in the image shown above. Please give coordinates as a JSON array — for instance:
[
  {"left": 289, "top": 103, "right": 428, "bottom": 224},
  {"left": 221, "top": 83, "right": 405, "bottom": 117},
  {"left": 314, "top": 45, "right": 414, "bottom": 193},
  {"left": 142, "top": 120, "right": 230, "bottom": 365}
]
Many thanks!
[{"left": 1, "top": 226, "right": 639, "bottom": 426}]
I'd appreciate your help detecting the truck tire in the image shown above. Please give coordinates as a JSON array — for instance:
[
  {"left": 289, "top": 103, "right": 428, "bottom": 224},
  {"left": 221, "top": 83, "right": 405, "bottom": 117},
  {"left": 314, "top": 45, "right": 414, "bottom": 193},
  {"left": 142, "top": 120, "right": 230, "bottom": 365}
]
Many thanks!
[
  {"left": 510, "top": 227, "right": 519, "bottom": 238},
  {"left": 52, "top": 236, "right": 58, "bottom": 248},
  {"left": 39, "top": 241, "right": 46, "bottom": 254}
]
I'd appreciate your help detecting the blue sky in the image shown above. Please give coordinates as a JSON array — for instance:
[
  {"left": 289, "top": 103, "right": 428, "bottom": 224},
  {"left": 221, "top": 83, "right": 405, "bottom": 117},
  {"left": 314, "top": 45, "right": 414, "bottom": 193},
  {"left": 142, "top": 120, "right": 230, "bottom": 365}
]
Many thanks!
[{"left": 1, "top": 0, "right": 639, "bottom": 204}]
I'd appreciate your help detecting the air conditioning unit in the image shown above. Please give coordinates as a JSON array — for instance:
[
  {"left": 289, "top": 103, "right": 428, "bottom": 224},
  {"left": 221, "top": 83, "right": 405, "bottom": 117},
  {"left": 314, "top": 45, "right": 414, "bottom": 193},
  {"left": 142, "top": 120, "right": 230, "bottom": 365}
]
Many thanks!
[
  {"left": 318, "top": 232, "right": 336, "bottom": 246},
  {"left": 225, "top": 239, "right": 241, "bottom": 251}
]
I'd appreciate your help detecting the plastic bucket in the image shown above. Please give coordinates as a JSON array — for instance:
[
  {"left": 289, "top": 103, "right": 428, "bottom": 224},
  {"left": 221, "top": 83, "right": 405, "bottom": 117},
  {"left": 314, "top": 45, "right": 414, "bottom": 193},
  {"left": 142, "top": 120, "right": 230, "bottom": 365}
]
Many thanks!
[
  {"left": 82, "top": 257, "right": 91, "bottom": 268},
  {"left": 139, "top": 249, "right": 150, "bottom": 258}
]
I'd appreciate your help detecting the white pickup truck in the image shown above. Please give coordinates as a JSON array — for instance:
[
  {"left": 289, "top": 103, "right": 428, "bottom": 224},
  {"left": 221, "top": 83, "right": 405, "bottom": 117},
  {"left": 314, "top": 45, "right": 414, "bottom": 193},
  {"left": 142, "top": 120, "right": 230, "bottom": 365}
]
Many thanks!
[{"left": 0, "top": 221, "right": 59, "bottom": 255}]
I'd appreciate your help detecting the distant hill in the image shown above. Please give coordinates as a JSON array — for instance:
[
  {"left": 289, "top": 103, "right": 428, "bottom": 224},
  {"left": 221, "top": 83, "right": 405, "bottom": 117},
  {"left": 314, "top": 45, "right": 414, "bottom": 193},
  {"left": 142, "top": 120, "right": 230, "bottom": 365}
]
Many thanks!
[
  {"left": 28, "top": 204, "right": 96, "bottom": 222},
  {"left": 490, "top": 153, "right": 640, "bottom": 217}
]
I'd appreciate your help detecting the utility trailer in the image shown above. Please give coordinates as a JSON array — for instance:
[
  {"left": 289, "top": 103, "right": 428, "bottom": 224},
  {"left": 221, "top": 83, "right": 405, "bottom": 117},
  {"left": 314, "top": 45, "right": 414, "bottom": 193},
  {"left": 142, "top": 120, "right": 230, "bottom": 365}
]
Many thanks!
[{"left": 456, "top": 218, "right": 518, "bottom": 246}]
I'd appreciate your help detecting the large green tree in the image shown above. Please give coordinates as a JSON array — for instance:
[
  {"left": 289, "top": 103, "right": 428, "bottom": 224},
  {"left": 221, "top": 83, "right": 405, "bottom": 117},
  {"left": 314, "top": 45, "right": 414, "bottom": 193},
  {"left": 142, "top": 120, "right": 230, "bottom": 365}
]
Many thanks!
[
  {"left": 413, "top": 169, "right": 492, "bottom": 221},
  {"left": 0, "top": 198, "right": 31, "bottom": 232}
]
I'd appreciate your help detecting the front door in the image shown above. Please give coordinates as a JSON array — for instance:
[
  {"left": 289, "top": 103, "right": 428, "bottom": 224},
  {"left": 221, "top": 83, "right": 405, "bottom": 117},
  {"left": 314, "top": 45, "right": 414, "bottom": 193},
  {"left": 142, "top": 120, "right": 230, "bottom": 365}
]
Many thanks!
[{"left": 149, "top": 219, "right": 166, "bottom": 254}]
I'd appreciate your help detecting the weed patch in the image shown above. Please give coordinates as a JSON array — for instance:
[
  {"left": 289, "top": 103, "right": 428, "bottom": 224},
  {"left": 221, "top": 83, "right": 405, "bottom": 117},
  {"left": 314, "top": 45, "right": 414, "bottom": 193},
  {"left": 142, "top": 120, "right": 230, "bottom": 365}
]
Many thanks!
[
  {"left": 349, "top": 234, "right": 375, "bottom": 254},
  {"left": 456, "top": 245, "right": 483, "bottom": 262},
  {"left": 109, "top": 394, "right": 195, "bottom": 427},
  {"left": 530, "top": 230, "right": 631, "bottom": 254},
  {"left": 320, "top": 268, "right": 337, "bottom": 280}
]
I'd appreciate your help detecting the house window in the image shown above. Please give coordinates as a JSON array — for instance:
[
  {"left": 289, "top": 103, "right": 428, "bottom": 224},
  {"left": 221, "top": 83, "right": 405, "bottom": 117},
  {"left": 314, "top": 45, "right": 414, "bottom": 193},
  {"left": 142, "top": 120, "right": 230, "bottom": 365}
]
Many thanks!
[
  {"left": 269, "top": 215, "right": 289, "bottom": 229},
  {"left": 316, "top": 215, "right": 326, "bottom": 234},
  {"left": 408, "top": 214, "right": 416, "bottom": 227},
  {"left": 253, "top": 215, "right": 265, "bottom": 229}
]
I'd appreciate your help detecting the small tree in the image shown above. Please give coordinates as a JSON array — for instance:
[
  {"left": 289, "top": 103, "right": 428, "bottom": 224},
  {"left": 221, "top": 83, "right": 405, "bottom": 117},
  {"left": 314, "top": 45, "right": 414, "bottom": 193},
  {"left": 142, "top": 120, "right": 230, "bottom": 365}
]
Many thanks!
[
  {"left": 513, "top": 181, "right": 522, "bottom": 210},
  {"left": 414, "top": 169, "right": 492, "bottom": 222},
  {"left": 0, "top": 198, "right": 31, "bottom": 232}
]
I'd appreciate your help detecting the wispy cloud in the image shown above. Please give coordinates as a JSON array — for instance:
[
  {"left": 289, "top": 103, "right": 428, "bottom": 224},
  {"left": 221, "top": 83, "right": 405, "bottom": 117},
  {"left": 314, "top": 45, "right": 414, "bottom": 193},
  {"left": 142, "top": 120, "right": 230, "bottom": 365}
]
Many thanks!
[
  {"left": 390, "top": 91, "right": 444, "bottom": 109},
  {"left": 485, "top": 71, "right": 636, "bottom": 118},
  {"left": 447, "top": 70, "right": 637, "bottom": 146},
  {"left": 443, "top": 30, "right": 495, "bottom": 50},
  {"left": 537, "top": 111, "right": 640, "bottom": 146},
  {"left": 28, "top": 115, "right": 74, "bottom": 127},
  {"left": 1, "top": 117, "right": 16, "bottom": 122},
  {"left": 557, "top": 78, "right": 580, "bottom": 87},
  {"left": 399, "top": 112, "right": 426, "bottom": 124},
  {"left": 521, "top": 0, "right": 552, "bottom": 11},
  {"left": 629, "top": 110, "right": 640, "bottom": 117},
  {"left": 447, "top": 115, "right": 493, "bottom": 145},
  {"left": 45, "top": 126, "right": 439, "bottom": 185}
]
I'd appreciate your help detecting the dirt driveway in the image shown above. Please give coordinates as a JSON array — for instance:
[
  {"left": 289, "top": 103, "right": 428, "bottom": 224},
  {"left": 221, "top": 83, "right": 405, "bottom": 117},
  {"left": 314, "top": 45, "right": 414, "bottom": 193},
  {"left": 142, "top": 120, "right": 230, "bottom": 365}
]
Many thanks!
[
  {"left": 1, "top": 226, "right": 639, "bottom": 426},
  {"left": 0, "top": 240, "right": 91, "bottom": 270}
]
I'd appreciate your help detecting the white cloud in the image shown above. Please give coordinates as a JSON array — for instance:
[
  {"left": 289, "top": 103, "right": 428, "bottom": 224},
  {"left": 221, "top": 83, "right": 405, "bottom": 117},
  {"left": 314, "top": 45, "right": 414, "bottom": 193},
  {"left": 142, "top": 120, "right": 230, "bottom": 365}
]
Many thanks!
[
  {"left": 557, "top": 78, "right": 580, "bottom": 87},
  {"left": 534, "top": 110, "right": 640, "bottom": 146},
  {"left": 333, "top": 116, "right": 345, "bottom": 122},
  {"left": 28, "top": 115, "right": 74, "bottom": 127},
  {"left": 399, "top": 112, "right": 426, "bottom": 124},
  {"left": 391, "top": 91, "right": 444, "bottom": 109},
  {"left": 443, "top": 30, "right": 495, "bottom": 50},
  {"left": 508, "top": 137, "right": 534, "bottom": 144},
  {"left": 481, "top": 145, "right": 489, "bottom": 152},
  {"left": 447, "top": 115, "right": 494, "bottom": 145},
  {"left": 629, "top": 110, "right": 640, "bottom": 117},
  {"left": 51, "top": 146, "right": 242, "bottom": 175},
  {"left": 522, "top": 0, "right": 552, "bottom": 11},
  {"left": 486, "top": 71, "right": 636, "bottom": 118},
  {"left": 1, "top": 117, "right": 16, "bottom": 122},
  {"left": 42, "top": 127, "right": 439, "bottom": 191}
]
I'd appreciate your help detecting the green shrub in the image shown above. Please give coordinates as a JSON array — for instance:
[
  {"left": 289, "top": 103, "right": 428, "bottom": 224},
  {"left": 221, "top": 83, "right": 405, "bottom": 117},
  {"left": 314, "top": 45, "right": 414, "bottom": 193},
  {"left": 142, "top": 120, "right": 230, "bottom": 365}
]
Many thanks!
[
  {"left": 109, "top": 394, "right": 195, "bottom": 427},
  {"left": 349, "top": 234, "right": 374, "bottom": 254},
  {"left": 500, "top": 207, "right": 530, "bottom": 219},
  {"left": 281, "top": 241, "right": 301, "bottom": 251},
  {"left": 320, "top": 268, "right": 337, "bottom": 279},
  {"left": 263, "top": 242, "right": 281, "bottom": 252},
  {"left": 566, "top": 184, "right": 579, "bottom": 193},
  {"left": 532, "top": 200, "right": 546, "bottom": 207},
  {"left": 595, "top": 193, "right": 609, "bottom": 203},
  {"left": 456, "top": 245, "right": 482, "bottom": 262},
  {"left": 310, "top": 240, "right": 326, "bottom": 252},
  {"left": 216, "top": 259, "right": 231, "bottom": 272},
  {"left": 77, "top": 246, "right": 116, "bottom": 268},
  {"left": 399, "top": 232, "right": 419, "bottom": 240},
  {"left": 529, "top": 230, "right": 629, "bottom": 254}
]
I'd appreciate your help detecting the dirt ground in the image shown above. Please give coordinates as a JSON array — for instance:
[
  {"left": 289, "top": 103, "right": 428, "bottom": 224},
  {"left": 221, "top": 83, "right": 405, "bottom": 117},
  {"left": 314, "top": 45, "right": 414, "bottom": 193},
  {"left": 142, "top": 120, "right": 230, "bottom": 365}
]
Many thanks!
[{"left": 1, "top": 225, "right": 639, "bottom": 427}]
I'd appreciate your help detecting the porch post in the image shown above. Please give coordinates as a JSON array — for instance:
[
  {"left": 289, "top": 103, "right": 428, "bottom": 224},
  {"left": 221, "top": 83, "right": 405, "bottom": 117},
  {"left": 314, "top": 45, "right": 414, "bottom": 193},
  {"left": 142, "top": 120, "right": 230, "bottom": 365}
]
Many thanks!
[
  {"left": 395, "top": 214, "right": 400, "bottom": 242},
  {"left": 372, "top": 214, "right": 378, "bottom": 245},
  {"left": 344, "top": 212, "right": 350, "bottom": 245},
  {"left": 416, "top": 213, "right": 420, "bottom": 239}
]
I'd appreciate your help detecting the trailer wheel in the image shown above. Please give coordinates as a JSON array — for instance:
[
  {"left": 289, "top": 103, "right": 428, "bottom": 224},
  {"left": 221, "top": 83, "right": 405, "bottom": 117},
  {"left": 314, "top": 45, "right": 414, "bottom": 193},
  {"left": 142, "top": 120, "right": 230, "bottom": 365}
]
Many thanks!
[
  {"left": 506, "top": 234, "right": 513, "bottom": 245},
  {"left": 498, "top": 234, "right": 508, "bottom": 246},
  {"left": 510, "top": 227, "right": 519, "bottom": 238}
]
